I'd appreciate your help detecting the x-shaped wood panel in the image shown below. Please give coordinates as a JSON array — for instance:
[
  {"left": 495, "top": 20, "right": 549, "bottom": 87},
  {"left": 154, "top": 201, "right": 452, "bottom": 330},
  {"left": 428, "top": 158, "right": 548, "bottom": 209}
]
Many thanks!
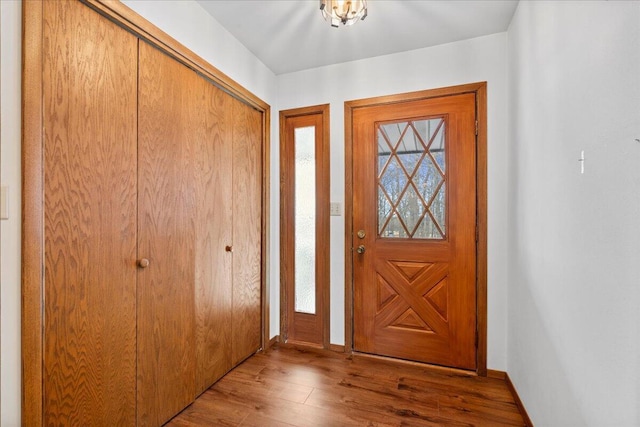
[{"left": 374, "top": 260, "right": 450, "bottom": 337}]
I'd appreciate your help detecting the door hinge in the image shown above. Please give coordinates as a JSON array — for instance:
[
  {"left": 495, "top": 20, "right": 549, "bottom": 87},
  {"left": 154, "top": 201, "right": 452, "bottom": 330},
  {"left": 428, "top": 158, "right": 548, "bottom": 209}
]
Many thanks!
[
  {"left": 475, "top": 120, "right": 478, "bottom": 136},
  {"left": 475, "top": 223, "right": 479, "bottom": 242}
]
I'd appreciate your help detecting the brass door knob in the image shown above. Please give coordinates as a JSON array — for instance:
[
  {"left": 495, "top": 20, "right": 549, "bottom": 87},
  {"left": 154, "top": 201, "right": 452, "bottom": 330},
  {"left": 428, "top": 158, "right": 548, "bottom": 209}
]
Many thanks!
[
  {"left": 356, "top": 245, "right": 366, "bottom": 254},
  {"left": 357, "top": 230, "right": 366, "bottom": 239},
  {"left": 137, "top": 258, "right": 150, "bottom": 268}
]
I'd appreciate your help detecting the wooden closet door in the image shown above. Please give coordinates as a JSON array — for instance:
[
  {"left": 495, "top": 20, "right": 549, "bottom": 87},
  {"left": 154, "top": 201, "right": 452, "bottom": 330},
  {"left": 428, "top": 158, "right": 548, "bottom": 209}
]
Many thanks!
[
  {"left": 232, "top": 99, "right": 263, "bottom": 364},
  {"left": 42, "top": 1, "right": 138, "bottom": 424},
  {"left": 137, "top": 41, "right": 197, "bottom": 426},
  {"left": 195, "top": 77, "right": 234, "bottom": 394}
]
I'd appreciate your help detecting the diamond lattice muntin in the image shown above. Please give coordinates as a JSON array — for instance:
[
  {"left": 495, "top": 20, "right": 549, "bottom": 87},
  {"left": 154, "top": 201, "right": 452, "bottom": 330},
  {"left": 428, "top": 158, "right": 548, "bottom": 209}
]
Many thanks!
[{"left": 377, "top": 118, "right": 446, "bottom": 239}]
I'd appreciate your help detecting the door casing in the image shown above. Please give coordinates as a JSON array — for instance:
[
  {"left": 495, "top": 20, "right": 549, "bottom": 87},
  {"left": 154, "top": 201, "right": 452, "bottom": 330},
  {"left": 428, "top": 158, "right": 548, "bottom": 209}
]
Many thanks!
[
  {"left": 279, "top": 104, "right": 331, "bottom": 349},
  {"left": 344, "top": 82, "right": 487, "bottom": 375}
]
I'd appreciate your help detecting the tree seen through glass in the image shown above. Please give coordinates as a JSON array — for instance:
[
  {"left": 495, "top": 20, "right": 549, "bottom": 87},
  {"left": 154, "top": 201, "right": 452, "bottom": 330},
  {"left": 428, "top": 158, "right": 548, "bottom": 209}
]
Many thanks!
[{"left": 377, "top": 118, "right": 446, "bottom": 239}]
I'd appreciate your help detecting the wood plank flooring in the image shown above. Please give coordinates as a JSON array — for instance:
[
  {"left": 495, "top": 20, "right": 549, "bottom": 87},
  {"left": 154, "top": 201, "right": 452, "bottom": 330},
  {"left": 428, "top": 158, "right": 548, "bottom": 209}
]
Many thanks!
[{"left": 167, "top": 344, "right": 526, "bottom": 426}]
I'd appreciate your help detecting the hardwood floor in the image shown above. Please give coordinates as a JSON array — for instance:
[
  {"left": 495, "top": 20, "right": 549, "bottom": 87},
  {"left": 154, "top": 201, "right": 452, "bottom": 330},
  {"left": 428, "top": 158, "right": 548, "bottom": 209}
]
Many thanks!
[{"left": 167, "top": 344, "right": 526, "bottom": 426}]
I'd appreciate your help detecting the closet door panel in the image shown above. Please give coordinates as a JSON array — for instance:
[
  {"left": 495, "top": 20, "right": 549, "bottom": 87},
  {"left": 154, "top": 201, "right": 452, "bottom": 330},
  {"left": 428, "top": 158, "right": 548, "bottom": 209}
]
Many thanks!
[
  {"left": 195, "top": 78, "right": 234, "bottom": 394},
  {"left": 42, "top": 1, "right": 138, "bottom": 424},
  {"left": 232, "top": 100, "right": 263, "bottom": 365},
  {"left": 137, "top": 41, "right": 197, "bottom": 426}
]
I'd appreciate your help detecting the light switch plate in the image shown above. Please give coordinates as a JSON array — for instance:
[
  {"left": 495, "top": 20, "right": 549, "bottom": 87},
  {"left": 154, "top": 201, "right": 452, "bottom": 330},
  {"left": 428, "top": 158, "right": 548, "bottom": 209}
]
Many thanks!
[
  {"left": 0, "top": 186, "right": 8, "bottom": 220},
  {"left": 330, "top": 202, "right": 342, "bottom": 216}
]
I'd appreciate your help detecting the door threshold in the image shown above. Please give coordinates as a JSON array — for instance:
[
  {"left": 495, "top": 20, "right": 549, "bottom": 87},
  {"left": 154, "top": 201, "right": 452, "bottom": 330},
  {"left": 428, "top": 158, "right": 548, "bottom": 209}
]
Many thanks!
[
  {"left": 350, "top": 351, "right": 479, "bottom": 377},
  {"left": 279, "top": 340, "right": 325, "bottom": 350}
]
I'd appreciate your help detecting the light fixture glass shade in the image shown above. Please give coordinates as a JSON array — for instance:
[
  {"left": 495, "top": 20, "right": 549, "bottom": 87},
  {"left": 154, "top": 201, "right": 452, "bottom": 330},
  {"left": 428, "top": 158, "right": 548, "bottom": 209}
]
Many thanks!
[{"left": 320, "top": 0, "right": 367, "bottom": 28}]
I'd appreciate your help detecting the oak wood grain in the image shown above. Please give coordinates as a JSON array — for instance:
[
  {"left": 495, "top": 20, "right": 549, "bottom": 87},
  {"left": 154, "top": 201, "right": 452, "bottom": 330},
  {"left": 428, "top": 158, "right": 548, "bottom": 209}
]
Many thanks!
[
  {"left": 42, "top": 1, "right": 138, "bottom": 424},
  {"left": 232, "top": 99, "right": 263, "bottom": 365},
  {"left": 42, "top": 0, "right": 138, "bottom": 423},
  {"left": 168, "top": 344, "right": 526, "bottom": 426},
  {"left": 21, "top": 1, "right": 45, "bottom": 424},
  {"left": 24, "top": 2, "right": 270, "bottom": 424},
  {"left": 137, "top": 40, "right": 197, "bottom": 426},
  {"left": 195, "top": 75, "right": 234, "bottom": 394},
  {"left": 84, "top": 0, "right": 269, "bottom": 113}
]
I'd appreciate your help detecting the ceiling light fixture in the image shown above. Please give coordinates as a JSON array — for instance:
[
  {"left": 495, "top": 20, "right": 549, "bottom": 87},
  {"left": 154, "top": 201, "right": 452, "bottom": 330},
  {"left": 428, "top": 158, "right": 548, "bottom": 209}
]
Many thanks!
[{"left": 320, "top": 0, "right": 367, "bottom": 28}]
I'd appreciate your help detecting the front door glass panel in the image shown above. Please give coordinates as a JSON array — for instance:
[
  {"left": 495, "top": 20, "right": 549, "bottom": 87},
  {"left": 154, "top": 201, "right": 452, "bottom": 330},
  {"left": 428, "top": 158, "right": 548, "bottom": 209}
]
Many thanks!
[{"left": 377, "top": 117, "right": 447, "bottom": 239}]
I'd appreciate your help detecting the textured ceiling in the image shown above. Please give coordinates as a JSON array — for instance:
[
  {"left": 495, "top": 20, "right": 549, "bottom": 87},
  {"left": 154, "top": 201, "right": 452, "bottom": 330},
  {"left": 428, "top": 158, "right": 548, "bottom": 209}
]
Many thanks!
[{"left": 196, "top": 0, "right": 519, "bottom": 75}]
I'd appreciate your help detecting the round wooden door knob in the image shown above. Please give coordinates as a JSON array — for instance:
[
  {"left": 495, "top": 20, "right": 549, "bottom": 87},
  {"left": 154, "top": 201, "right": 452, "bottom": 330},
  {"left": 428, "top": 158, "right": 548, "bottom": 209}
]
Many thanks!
[{"left": 138, "top": 258, "right": 150, "bottom": 268}]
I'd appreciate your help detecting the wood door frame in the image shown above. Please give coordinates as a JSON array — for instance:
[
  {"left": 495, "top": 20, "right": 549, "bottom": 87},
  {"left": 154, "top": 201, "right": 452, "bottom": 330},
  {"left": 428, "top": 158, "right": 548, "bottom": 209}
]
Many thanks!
[
  {"left": 344, "top": 82, "right": 487, "bottom": 375},
  {"left": 21, "top": 1, "right": 271, "bottom": 424},
  {"left": 279, "top": 104, "right": 331, "bottom": 349}
]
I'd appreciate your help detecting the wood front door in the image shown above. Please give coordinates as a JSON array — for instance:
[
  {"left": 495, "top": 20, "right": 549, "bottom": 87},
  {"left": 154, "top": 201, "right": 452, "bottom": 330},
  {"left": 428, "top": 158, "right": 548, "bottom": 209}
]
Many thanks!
[{"left": 353, "top": 92, "right": 477, "bottom": 370}]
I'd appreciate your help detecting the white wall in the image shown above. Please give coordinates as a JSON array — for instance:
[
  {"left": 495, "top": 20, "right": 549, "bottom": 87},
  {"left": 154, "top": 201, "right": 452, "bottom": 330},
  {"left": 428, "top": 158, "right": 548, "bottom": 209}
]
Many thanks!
[
  {"left": 1, "top": 1, "right": 22, "bottom": 425},
  {"left": 506, "top": 1, "right": 640, "bottom": 425},
  {"left": 278, "top": 33, "right": 510, "bottom": 369}
]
